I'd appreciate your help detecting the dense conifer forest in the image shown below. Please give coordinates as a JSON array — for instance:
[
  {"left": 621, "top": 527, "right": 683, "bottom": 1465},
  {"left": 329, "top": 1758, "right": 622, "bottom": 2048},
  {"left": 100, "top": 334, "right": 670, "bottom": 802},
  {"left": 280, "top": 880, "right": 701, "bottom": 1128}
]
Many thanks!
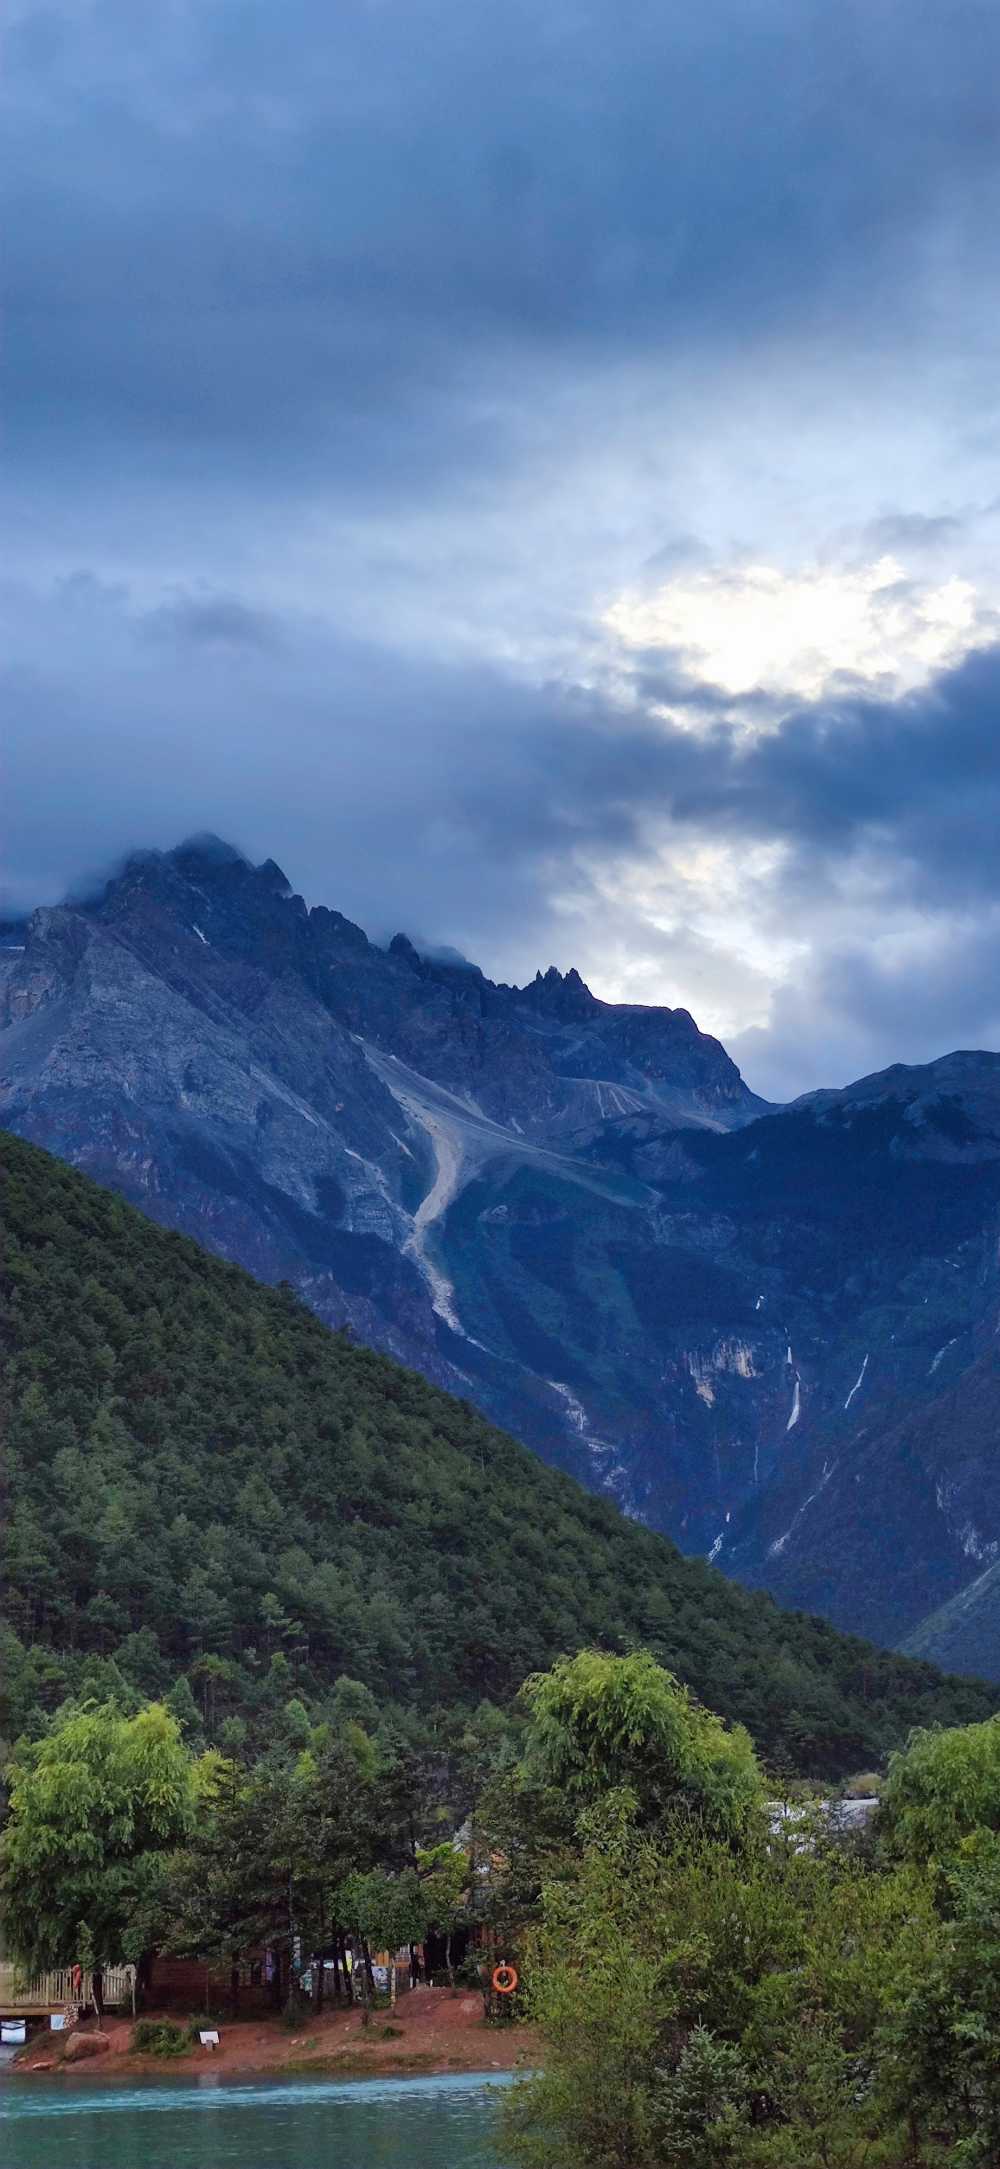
[{"left": 1, "top": 1129, "right": 993, "bottom": 1772}]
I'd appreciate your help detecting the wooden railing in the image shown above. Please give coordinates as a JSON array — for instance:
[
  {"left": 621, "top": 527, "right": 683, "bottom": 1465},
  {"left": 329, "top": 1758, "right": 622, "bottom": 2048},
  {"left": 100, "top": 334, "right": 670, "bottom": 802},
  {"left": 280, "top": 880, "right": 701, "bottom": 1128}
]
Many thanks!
[{"left": 0, "top": 1963, "right": 136, "bottom": 2014}]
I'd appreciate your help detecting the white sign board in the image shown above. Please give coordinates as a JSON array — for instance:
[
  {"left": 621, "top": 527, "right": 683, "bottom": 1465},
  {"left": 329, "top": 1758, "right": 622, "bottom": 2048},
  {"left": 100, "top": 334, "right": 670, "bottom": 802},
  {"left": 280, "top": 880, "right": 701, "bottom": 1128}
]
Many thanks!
[
  {"left": 50, "top": 2012, "right": 68, "bottom": 2031},
  {"left": 199, "top": 2030, "right": 220, "bottom": 2049},
  {"left": 1, "top": 2021, "right": 26, "bottom": 2045}
]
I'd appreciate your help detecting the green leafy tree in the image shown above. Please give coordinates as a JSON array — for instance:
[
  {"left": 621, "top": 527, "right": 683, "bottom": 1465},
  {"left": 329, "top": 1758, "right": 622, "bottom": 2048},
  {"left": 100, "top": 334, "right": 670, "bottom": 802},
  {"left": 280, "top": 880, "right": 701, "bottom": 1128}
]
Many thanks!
[
  {"left": 161, "top": 1757, "right": 296, "bottom": 2011},
  {"left": 162, "top": 1731, "right": 381, "bottom": 2011},
  {"left": 337, "top": 1866, "right": 429, "bottom": 2012},
  {"left": 0, "top": 1700, "right": 201, "bottom": 1972},
  {"left": 893, "top": 1834, "right": 1000, "bottom": 2166},
  {"left": 521, "top": 1649, "right": 763, "bottom": 1842},
  {"left": 503, "top": 1794, "right": 692, "bottom": 2169},
  {"left": 879, "top": 1717, "right": 1000, "bottom": 1863},
  {"left": 417, "top": 1839, "right": 469, "bottom": 1982},
  {"left": 505, "top": 1791, "right": 941, "bottom": 2169}
]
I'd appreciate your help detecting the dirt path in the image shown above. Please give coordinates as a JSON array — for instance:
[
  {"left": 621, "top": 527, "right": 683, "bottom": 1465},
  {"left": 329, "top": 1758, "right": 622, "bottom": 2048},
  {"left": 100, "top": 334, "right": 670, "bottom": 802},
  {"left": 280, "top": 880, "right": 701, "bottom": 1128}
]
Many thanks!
[{"left": 14, "top": 1985, "right": 540, "bottom": 2083}]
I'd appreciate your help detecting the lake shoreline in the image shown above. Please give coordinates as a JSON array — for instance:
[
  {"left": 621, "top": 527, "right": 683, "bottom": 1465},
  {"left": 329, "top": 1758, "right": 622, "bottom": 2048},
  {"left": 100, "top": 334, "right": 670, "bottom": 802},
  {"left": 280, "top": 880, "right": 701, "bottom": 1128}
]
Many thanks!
[{"left": 10, "top": 1985, "right": 540, "bottom": 2087}]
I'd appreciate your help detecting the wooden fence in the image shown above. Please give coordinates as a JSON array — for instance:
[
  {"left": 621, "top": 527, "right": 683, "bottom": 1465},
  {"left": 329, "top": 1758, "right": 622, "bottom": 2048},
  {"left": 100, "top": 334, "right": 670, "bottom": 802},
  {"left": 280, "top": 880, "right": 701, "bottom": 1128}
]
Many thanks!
[{"left": 0, "top": 1963, "right": 136, "bottom": 2015}]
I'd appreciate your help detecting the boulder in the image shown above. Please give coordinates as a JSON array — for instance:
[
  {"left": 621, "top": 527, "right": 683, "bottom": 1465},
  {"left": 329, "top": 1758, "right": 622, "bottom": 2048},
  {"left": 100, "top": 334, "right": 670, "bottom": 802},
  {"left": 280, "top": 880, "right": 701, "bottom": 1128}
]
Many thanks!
[{"left": 62, "top": 2030, "right": 111, "bottom": 2063}]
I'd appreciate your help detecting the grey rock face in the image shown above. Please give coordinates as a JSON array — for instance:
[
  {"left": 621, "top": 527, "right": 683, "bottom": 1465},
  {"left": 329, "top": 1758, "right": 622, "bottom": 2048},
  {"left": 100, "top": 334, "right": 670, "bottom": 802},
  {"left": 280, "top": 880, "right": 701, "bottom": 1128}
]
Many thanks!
[{"left": 5, "top": 835, "right": 1000, "bottom": 1666}]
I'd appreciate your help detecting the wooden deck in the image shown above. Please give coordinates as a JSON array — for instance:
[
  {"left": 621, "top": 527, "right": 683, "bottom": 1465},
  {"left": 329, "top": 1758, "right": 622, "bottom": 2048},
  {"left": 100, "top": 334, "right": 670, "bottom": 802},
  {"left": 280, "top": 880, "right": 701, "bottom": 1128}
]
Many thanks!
[{"left": 0, "top": 1963, "right": 135, "bottom": 2016}]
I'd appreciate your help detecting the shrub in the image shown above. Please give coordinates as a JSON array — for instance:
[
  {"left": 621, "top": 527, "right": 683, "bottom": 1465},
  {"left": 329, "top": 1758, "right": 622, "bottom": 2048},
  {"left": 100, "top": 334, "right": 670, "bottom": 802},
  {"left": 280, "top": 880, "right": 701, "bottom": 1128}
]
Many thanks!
[{"left": 131, "top": 2018, "right": 190, "bottom": 2057}]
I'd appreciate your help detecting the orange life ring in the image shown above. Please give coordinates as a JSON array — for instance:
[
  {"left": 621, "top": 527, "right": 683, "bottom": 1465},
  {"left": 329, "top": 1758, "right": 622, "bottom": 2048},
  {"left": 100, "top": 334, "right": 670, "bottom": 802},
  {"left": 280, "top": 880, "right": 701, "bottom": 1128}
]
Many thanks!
[{"left": 492, "top": 1961, "right": 518, "bottom": 1996}]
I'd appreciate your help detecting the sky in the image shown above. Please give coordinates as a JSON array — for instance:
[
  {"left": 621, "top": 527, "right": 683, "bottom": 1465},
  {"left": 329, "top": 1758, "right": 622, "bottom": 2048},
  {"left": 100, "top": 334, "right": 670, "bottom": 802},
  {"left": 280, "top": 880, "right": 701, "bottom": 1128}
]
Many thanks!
[{"left": 4, "top": 0, "right": 1000, "bottom": 1100}]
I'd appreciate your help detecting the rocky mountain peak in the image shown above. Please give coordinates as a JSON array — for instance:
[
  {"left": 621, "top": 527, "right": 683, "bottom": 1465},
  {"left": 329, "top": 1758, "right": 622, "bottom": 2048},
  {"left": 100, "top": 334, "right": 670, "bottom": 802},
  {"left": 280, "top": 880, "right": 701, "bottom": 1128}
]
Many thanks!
[
  {"left": 170, "top": 833, "right": 249, "bottom": 873},
  {"left": 388, "top": 932, "right": 422, "bottom": 968},
  {"left": 107, "top": 836, "right": 297, "bottom": 910},
  {"left": 308, "top": 903, "right": 371, "bottom": 954},
  {"left": 167, "top": 837, "right": 302, "bottom": 911},
  {"left": 255, "top": 857, "right": 294, "bottom": 895},
  {"left": 520, "top": 963, "right": 599, "bottom": 1019},
  {"left": 20, "top": 836, "right": 763, "bottom": 1140}
]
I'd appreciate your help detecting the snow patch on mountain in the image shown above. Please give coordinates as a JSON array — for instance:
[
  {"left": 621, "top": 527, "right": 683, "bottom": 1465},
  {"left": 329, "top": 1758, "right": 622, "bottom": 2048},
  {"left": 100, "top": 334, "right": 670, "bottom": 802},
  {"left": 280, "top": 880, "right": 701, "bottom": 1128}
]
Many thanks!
[
  {"left": 769, "top": 1458, "right": 836, "bottom": 1559},
  {"left": 844, "top": 1354, "right": 869, "bottom": 1411}
]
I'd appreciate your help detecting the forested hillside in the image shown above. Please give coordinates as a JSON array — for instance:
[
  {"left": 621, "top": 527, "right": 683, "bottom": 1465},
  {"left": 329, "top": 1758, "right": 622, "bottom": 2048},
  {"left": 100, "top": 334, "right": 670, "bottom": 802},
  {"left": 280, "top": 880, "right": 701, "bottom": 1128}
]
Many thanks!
[{"left": 1, "top": 1129, "right": 993, "bottom": 1774}]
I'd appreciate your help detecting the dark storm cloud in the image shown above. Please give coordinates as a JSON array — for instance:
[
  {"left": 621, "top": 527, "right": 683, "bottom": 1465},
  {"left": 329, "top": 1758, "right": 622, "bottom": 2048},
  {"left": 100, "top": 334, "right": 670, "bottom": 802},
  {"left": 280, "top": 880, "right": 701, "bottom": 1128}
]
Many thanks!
[
  {"left": 5, "top": 571, "right": 1000, "bottom": 929},
  {"left": 680, "top": 646, "right": 1000, "bottom": 906},
  {"left": 6, "top": 0, "right": 1000, "bottom": 486},
  {"left": 494, "top": 646, "right": 1000, "bottom": 925}
]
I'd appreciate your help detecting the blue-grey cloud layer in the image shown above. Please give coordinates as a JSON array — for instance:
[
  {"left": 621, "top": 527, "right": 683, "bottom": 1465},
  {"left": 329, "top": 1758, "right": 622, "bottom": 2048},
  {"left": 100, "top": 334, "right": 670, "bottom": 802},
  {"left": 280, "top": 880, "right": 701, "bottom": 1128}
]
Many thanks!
[
  {"left": 4, "top": 0, "right": 1000, "bottom": 1097},
  {"left": 8, "top": 0, "right": 1000, "bottom": 474}
]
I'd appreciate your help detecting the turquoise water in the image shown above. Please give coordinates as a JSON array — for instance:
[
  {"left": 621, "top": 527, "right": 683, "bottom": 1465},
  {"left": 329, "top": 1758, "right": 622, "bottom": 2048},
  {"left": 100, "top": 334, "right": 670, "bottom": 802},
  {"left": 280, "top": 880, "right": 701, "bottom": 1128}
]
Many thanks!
[{"left": 0, "top": 2068, "right": 518, "bottom": 2166}]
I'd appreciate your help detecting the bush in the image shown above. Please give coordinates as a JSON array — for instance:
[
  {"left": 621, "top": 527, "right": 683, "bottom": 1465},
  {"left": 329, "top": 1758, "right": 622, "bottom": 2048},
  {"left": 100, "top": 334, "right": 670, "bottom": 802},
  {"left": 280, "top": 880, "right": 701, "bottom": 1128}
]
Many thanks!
[
  {"left": 841, "top": 1771, "right": 882, "bottom": 1799},
  {"left": 131, "top": 2018, "right": 191, "bottom": 2057}
]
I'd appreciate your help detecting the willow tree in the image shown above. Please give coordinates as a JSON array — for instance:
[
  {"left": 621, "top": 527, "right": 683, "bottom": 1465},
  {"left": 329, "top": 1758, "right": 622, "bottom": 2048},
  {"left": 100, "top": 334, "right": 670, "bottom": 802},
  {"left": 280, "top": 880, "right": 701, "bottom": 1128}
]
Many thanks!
[
  {"left": 879, "top": 1715, "right": 1000, "bottom": 1864},
  {"left": 0, "top": 1699, "right": 202, "bottom": 1975},
  {"left": 520, "top": 1649, "right": 763, "bottom": 1843}
]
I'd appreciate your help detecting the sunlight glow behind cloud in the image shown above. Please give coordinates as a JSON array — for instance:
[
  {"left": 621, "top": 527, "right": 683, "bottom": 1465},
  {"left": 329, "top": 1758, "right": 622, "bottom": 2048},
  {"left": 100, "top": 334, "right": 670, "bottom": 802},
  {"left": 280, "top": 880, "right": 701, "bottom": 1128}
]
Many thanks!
[{"left": 606, "top": 557, "right": 982, "bottom": 702}]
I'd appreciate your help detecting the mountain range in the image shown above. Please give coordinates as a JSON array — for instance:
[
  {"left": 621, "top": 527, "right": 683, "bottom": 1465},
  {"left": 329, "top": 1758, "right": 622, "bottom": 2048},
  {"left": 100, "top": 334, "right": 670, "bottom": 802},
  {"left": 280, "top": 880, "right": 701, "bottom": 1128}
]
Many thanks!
[{"left": 3, "top": 833, "right": 1000, "bottom": 1675}]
